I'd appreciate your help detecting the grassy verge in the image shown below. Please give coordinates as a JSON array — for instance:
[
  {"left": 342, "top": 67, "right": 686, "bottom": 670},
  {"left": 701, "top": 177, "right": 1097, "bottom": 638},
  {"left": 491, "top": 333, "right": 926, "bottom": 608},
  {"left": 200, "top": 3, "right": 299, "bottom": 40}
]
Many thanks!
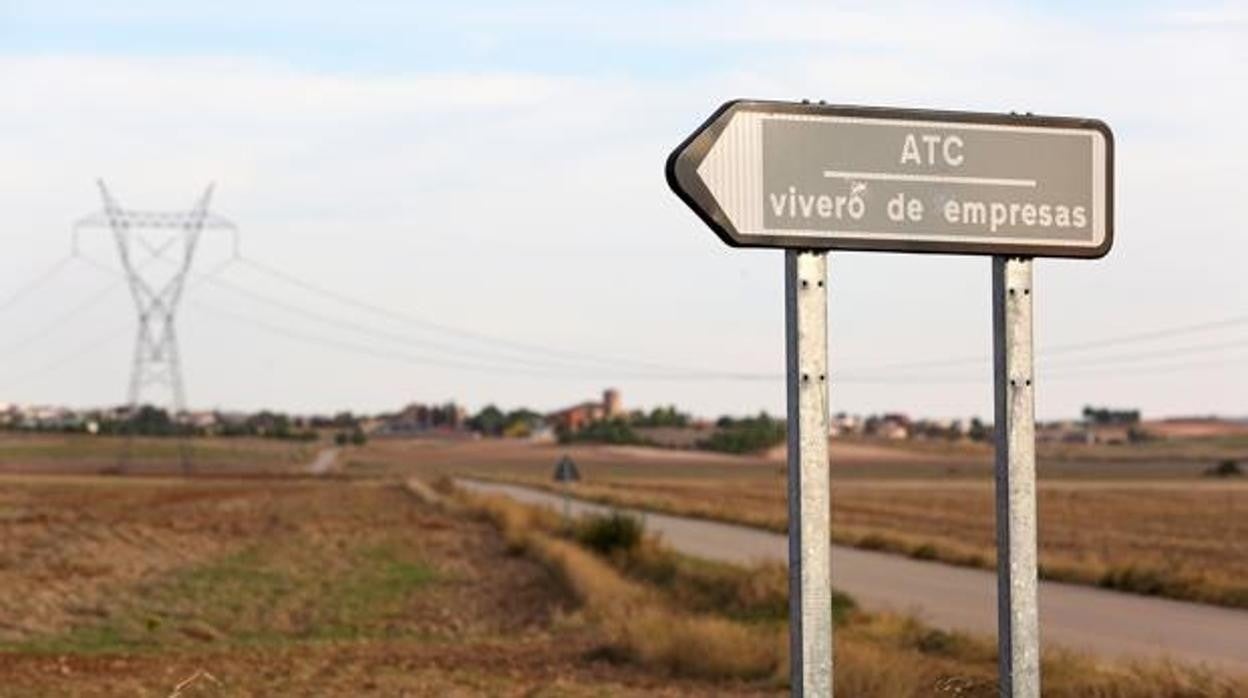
[
  {"left": 457, "top": 485, "right": 1248, "bottom": 697},
  {"left": 472, "top": 475, "right": 1248, "bottom": 609},
  {"left": 462, "top": 489, "right": 785, "bottom": 681}
]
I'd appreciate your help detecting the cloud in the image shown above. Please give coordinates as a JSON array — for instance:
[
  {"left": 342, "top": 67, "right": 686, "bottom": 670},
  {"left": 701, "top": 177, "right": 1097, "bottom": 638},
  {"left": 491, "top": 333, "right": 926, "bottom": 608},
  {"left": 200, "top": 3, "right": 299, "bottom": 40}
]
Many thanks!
[
  {"left": 2, "top": 55, "right": 566, "bottom": 116},
  {"left": 1161, "top": 3, "right": 1248, "bottom": 29},
  {"left": 0, "top": 3, "right": 1244, "bottom": 419}
]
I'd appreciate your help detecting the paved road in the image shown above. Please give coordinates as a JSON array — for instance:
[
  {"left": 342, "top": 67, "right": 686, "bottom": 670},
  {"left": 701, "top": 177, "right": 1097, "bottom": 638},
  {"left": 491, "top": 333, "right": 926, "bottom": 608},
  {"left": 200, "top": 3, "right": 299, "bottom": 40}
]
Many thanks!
[
  {"left": 305, "top": 448, "right": 339, "bottom": 475},
  {"left": 460, "top": 479, "right": 1248, "bottom": 674}
]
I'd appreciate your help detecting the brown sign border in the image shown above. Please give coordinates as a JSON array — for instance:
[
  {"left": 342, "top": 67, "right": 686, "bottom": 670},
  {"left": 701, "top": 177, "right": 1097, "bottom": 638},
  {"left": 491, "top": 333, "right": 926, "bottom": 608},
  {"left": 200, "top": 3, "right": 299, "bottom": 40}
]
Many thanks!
[{"left": 666, "top": 99, "right": 1114, "bottom": 258}]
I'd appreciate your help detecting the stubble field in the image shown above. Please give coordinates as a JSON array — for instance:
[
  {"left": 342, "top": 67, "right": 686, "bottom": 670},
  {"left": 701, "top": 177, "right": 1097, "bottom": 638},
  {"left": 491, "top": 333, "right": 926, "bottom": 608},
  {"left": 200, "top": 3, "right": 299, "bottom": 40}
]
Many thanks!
[
  {"left": 0, "top": 474, "right": 764, "bottom": 696},
  {"left": 0, "top": 433, "right": 317, "bottom": 475}
]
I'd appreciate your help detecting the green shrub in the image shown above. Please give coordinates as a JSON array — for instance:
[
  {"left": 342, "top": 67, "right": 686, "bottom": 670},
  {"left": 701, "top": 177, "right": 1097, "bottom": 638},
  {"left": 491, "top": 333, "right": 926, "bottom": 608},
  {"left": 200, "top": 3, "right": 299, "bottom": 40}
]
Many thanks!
[
  {"left": 912, "top": 543, "right": 939, "bottom": 560},
  {"left": 559, "top": 418, "right": 648, "bottom": 446},
  {"left": 576, "top": 511, "right": 644, "bottom": 555},
  {"left": 1205, "top": 460, "right": 1243, "bottom": 478},
  {"left": 1100, "top": 565, "right": 1170, "bottom": 596},
  {"left": 856, "top": 533, "right": 890, "bottom": 551},
  {"left": 629, "top": 406, "right": 691, "bottom": 428},
  {"left": 698, "top": 412, "right": 786, "bottom": 454}
]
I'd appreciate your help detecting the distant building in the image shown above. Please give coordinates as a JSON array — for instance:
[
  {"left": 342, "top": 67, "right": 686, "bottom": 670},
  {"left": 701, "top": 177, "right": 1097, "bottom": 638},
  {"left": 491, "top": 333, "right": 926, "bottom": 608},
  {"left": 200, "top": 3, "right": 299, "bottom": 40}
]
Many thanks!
[
  {"left": 548, "top": 388, "right": 622, "bottom": 433},
  {"left": 878, "top": 421, "right": 909, "bottom": 440},
  {"left": 864, "top": 412, "right": 910, "bottom": 440},
  {"left": 216, "top": 411, "right": 250, "bottom": 428},
  {"left": 829, "top": 412, "right": 862, "bottom": 437},
  {"left": 528, "top": 423, "right": 557, "bottom": 444},
  {"left": 1088, "top": 425, "right": 1132, "bottom": 445},
  {"left": 17, "top": 405, "right": 82, "bottom": 430},
  {"left": 378, "top": 401, "right": 467, "bottom": 436},
  {"left": 188, "top": 411, "right": 218, "bottom": 429},
  {"left": 603, "top": 388, "right": 622, "bottom": 419},
  {"left": 1038, "top": 420, "right": 1088, "bottom": 444}
]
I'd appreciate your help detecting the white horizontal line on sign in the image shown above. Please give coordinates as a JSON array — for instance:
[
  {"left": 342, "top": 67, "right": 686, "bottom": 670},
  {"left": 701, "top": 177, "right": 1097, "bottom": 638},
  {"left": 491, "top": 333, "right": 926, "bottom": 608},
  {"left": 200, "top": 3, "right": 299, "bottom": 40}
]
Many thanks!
[{"left": 822, "top": 170, "right": 1038, "bottom": 188}]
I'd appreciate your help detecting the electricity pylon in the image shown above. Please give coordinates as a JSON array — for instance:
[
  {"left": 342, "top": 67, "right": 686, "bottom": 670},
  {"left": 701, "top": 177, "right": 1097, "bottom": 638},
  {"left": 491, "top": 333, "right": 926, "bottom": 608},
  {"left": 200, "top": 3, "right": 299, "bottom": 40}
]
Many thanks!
[{"left": 74, "top": 180, "right": 237, "bottom": 472}]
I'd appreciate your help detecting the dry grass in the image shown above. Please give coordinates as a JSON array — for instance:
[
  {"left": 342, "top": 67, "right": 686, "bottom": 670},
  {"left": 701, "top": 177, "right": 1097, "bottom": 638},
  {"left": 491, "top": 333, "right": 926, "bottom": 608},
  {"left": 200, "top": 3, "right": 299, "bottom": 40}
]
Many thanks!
[
  {"left": 459, "top": 486, "right": 1248, "bottom": 697},
  {"left": 487, "top": 475, "right": 1248, "bottom": 608},
  {"left": 1037, "top": 434, "right": 1248, "bottom": 464},
  {"left": 860, "top": 432, "right": 1248, "bottom": 466},
  {"left": 464, "top": 491, "right": 785, "bottom": 681},
  {"left": 834, "top": 613, "right": 1248, "bottom": 697}
]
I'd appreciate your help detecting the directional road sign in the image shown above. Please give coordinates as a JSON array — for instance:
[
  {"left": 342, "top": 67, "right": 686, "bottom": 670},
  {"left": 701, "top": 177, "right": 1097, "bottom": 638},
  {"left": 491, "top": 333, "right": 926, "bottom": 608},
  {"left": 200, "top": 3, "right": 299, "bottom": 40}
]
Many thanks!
[{"left": 667, "top": 100, "right": 1113, "bottom": 258}]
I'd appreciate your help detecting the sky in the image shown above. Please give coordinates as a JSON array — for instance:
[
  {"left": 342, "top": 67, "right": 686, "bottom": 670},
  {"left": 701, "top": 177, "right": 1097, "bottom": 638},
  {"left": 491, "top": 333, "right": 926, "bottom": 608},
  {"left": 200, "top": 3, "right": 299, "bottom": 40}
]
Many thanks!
[{"left": 0, "top": 1, "right": 1244, "bottom": 421}]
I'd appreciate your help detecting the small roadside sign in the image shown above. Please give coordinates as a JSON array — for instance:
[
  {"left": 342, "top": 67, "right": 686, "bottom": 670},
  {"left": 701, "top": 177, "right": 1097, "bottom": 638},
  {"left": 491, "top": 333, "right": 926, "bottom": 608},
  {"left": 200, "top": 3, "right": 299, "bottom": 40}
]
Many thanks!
[
  {"left": 667, "top": 100, "right": 1113, "bottom": 258},
  {"left": 552, "top": 455, "right": 580, "bottom": 483}
]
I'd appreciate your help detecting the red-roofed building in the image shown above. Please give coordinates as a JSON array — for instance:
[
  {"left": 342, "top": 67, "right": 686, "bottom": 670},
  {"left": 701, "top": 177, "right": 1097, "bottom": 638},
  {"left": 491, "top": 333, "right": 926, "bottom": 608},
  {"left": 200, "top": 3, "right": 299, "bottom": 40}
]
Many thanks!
[{"left": 548, "top": 388, "right": 623, "bottom": 433}]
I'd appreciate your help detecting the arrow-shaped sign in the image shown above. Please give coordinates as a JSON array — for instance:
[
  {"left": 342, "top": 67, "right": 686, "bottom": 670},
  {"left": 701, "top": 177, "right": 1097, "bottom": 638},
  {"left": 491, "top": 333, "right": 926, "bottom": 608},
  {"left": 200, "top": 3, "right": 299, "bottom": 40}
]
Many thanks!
[{"left": 667, "top": 100, "right": 1113, "bottom": 258}]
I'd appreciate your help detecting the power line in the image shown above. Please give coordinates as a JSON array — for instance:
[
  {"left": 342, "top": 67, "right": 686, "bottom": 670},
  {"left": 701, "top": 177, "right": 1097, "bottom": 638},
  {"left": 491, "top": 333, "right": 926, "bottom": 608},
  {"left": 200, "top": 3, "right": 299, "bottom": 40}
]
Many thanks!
[
  {"left": 186, "top": 256, "right": 239, "bottom": 291},
  {"left": 198, "top": 258, "right": 1248, "bottom": 384},
  {"left": 194, "top": 281, "right": 1248, "bottom": 386},
  {"left": 112, "top": 248, "right": 776, "bottom": 381},
  {"left": 0, "top": 254, "right": 76, "bottom": 313},
  {"left": 197, "top": 273, "right": 635, "bottom": 373},
  {"left": 834, "top": 352, "right": 986, "bottom": 373},
  {"left": 184, "top": 298, "right": 611, "bottom": 378},
  {"left": 6, "top": 238, "right": 1243, "bottom": 390},
  {"left": 1042, "top": 336, "right": 1248, "bottom": 368},
  {"left": 834, "top": 312, "right": 1248, "bottom": 374},
  {"left": 187, "top": 297, "right": 777, "bottom": 382},
  {"left": 834, "top": 333, "right": 1248, "bottom": 379},
  {"left": 1045, "top": 314, "right": 1248, "bottom": 355},
  {"left": 828, "top": 351, "right": 1248, "bottom": 386},
  {"left": 0, "top": 280, "right": 122, "bottom": 355},
  {"left": 194, "top": 268, "right": 774, "bottom": 380},
  {"left": 0, "top": 325, "right": 130, "bottom": 391},
  {"left": 1041, "top": 353, "right": 1248, "bottom": 381},
  {"left": 0, "top": 250, "right": 205, "bottom": 359},
  {"left": 234, "top": 255, "right": 764, "bottom": 377},
  {"left": 97, "top": 246, "right": 1248, "bottom": 384},
  {"left": 186, "top": 291, "right": 1246, "bottom": 388},
  {"left": 188, "top": 299, "right": 542, "bottom": 376}
]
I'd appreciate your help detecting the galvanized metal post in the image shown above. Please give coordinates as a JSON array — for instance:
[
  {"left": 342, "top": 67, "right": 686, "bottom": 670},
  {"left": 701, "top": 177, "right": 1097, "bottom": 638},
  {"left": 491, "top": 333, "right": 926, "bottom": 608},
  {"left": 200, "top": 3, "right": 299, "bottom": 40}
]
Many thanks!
[
  {"left": 785, "top": 250, "right": 833, "bottom": 697},
  {"left": 992, "top": 256, "right": 1040, "bottom": 698}
]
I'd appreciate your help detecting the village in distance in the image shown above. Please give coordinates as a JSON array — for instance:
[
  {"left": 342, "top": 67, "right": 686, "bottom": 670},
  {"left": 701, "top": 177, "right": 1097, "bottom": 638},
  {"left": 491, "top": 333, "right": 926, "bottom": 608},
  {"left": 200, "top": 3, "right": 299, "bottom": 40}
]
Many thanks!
[{"left": 4, "top": 388, "right": 1245, "bottom": 474}]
